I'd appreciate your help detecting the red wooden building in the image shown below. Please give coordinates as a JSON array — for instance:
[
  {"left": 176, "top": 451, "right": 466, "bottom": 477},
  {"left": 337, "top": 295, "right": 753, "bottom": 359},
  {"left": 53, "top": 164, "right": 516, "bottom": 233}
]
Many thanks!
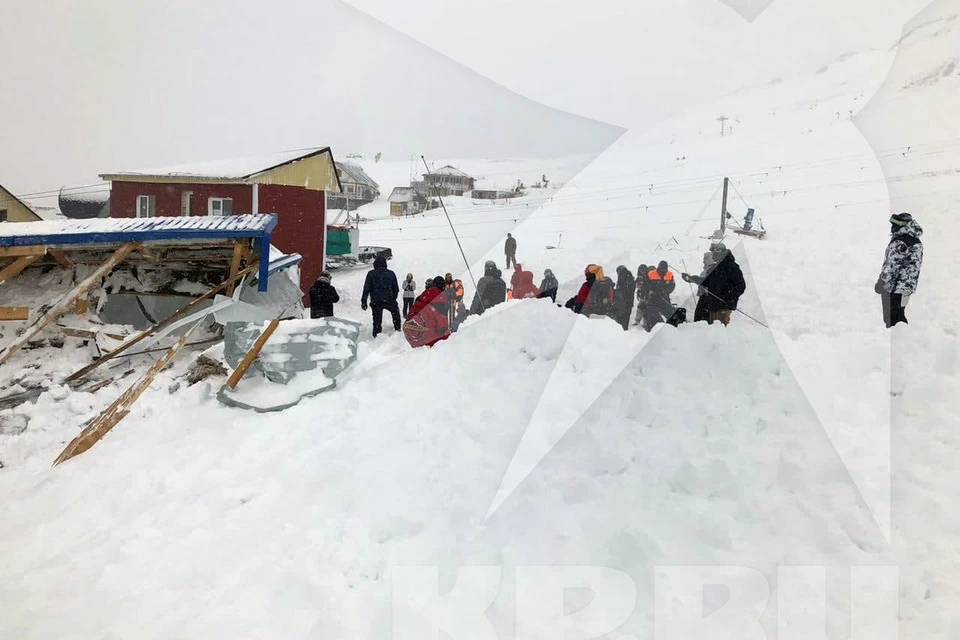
[{"left": 100, "top": 148, "right": 342, "bottom": 297}]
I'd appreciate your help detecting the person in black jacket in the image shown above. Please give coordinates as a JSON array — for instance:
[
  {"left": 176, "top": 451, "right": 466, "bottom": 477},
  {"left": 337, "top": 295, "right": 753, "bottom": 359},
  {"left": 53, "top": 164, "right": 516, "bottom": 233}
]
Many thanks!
[
  {"left": 470, "top": 260, "right": 507, "bottom": 315},
  {"left": 309, "top": 271, "right": 340, "bottom": 319},
  {"left": 361, "top": 256, "right": 401, "bottom": 337},
  {"left": 682, "top": 245, "right": 746, "bottom": 326},
  {"left": 610, "top": 265, "right": 635, "bottom": 330}
]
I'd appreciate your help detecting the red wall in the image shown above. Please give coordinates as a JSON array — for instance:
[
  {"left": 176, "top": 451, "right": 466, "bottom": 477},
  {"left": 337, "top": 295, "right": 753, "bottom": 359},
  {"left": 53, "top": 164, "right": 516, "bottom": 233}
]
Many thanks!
[
  {"left": 110, "top": 181, "right": 254, "bottom": 218},
  {"left": 258, "top": 184, "right": 326, "bottom": 297},
  {"left": 110, "top": 181, "right": 326, "bottom": 301}
]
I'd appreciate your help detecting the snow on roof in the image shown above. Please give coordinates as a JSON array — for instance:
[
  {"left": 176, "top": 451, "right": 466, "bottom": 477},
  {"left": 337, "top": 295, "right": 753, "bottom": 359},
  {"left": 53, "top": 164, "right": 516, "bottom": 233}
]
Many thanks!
[
  {"left": 388, "top": 187, "right": 417, "bottom": 203},
  {"left": 337, "top": 162, "right": 379, "bottom": 188},
  {"left": 423, "top": 165, "right": 471, "bottom": 178},
  {"left": 0, "top": 213, "right": 277, "bottom": 244},
  {"left": 24, "top": 202, "right": 64, "bottom": 221},
  {"left": 102, "top": 148, "right": 331, "bottom": 180}
]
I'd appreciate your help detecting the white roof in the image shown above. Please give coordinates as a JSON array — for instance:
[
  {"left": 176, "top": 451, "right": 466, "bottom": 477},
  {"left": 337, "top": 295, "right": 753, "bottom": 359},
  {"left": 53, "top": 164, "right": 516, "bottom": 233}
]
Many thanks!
[
  {"left": 424, "top": 165, "right": 471, "bottom": 178},
  {"left": 103, "top": 148, "right": 330, "bottom": 180},
  {"left": 0, "top": 213, "right": 275, "bottom": 240}
]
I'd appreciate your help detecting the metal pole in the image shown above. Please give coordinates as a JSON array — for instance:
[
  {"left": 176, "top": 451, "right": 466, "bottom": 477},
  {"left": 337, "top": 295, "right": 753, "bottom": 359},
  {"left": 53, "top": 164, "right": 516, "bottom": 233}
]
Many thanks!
[
  {"left": 720, "top": 177, "right": 729, "bottom": 234},
  {"left": 421, "top": 156, "right": 483, "bottom": 311}
]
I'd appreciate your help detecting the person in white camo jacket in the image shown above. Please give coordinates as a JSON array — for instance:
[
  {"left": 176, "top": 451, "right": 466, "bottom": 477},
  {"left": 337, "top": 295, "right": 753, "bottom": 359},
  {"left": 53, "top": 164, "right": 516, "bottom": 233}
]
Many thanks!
[{"left": 875, "top": 212, "right": 923, "bottom": 328}]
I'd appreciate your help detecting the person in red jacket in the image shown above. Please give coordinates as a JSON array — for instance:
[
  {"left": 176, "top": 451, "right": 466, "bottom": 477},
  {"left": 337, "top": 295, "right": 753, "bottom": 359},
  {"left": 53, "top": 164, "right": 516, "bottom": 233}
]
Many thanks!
[
  {"left": 403, "top": 276, "right": 451, "bottom": 348},
  {"left": 512, "top": 269, "right": 541, "bottom": 299},
  {"left": 565, "top": 264, "right": 614, "bottom": 316}
]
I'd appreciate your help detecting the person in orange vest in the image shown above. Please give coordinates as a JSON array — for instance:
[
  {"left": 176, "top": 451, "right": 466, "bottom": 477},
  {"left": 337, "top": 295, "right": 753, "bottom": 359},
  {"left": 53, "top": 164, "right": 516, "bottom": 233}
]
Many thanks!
[{"left": 640, "top": 260, "right": 676, "bottom": 331}]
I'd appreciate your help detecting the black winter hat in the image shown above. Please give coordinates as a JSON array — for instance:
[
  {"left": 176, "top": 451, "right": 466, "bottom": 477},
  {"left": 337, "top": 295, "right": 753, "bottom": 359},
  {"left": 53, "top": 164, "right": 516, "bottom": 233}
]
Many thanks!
[
  {"left": 432, "top": 276, "right": 446, "bottom": 288},
  {"left": 890, "top": 212, "right": 913, "bottom": 227}
]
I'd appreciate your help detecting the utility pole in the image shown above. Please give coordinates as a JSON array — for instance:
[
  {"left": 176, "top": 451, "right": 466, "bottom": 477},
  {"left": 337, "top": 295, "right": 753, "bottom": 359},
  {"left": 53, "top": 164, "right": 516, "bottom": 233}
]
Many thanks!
[
  {"left": 720, "top": 177, "right": 729, "bottom": 234},
  {"left": 717, "top": 116, "right": 729, "bottom": 137}
]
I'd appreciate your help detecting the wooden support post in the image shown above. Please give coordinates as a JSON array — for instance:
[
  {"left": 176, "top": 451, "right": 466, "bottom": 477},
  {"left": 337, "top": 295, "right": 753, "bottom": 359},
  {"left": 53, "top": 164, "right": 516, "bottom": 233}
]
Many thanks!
[
  {"left": 49, "top": 250, "right": 73, "bottom": 269},
  {"left": 64, "top": 261, "right": 260, "bottom": 383},
  {"left": 53, "top": 314, "right": 209, "bottom": 466},
  {"left": 225, "top": 241, "right": 245, "bottom": 297},
  {"left": 225, "top": 319, "right": 280, "bottom": 389},
  {"left": 0, "top": 243, "right": 138, "bottom": 366},
  {"left": 0, "top": 307, "right": 29, "bottom": 321},
  {"left": 0, "top": 254, "right": 43, "bottom": 284}
]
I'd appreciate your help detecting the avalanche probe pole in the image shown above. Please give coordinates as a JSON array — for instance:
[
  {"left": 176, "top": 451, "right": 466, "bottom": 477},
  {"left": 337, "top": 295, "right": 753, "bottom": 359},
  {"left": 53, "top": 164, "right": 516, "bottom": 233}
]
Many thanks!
[{"left": 421, "top": 155, "right": 484, "bottom": 313}]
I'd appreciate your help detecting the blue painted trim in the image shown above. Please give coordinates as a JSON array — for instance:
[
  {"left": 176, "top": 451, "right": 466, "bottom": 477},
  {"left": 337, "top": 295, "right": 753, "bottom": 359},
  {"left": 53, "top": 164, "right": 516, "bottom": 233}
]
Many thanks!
[{"left": 257, "top": 231, "right": 271, "bottom": 292}]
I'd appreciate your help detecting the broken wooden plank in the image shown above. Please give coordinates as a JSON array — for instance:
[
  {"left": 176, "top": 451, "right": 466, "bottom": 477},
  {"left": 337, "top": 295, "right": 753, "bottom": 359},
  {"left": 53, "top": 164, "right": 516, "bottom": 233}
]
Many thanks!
[
  {"left": 225, "top": 319, "right": 280, "bottom": 389},
  {"left": 60, "top": 327, "right": 129, "bottom": 341},
  {"left": 64, "top": 261, "right": 260, "bottom": 383},
  {"left": 0, "top": 243, "right": 138, "bottom": 367},
  {"left": 225, "top": 241, "right": 245, "bottom": 297},
  {"left": 0, "top": 254, "right": 43, "bottom": 284},
  {"left": 49, "top": 250, "right": 73, "bottom": 269},
  {"left": 74, "top": 297, "right": 89, "bottom": 315},
  {"left": 0, "top": 307, "right": 29, "bottom": 321},
  {"left": 0, "top": 246, "right": 47, "bottom": 259},
  {"left": 53, "top": 315, "right": 209, "bottom": 466}
]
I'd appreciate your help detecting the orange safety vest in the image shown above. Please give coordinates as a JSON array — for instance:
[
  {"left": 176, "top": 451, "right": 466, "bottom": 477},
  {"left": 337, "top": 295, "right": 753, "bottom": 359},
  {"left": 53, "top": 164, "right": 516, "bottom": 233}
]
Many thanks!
[{"left": 647, "top": 269, "right": 674, "bottom": 282}]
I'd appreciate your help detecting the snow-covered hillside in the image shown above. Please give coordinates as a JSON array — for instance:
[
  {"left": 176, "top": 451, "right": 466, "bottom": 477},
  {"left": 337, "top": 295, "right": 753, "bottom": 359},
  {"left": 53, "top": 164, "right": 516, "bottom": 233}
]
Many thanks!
[{"left": 1, "top": 4, "right": 958, "bottom": 639}]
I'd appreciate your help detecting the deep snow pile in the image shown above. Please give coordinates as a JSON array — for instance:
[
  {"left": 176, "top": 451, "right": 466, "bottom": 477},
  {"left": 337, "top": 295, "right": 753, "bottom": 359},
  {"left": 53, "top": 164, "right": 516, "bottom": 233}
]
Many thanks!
[{"left": 2, "top": 4, "right": 960, "bottom": 638}]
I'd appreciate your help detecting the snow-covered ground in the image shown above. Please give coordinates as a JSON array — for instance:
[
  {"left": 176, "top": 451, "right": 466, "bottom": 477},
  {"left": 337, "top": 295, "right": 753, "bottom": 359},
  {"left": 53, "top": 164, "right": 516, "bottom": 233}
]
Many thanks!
[{"left": 1, "top": 5, "right": 959, "bottom": 638}]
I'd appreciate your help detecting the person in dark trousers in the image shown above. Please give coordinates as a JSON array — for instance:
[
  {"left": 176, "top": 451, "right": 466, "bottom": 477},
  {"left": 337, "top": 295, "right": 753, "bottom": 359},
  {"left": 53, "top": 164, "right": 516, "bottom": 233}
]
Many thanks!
[
  {"left": 402, "top": 273, "right": 417, "bottom": 317},
  {"left": 610, "top": 265, "right": 635, "bottom": 330},
  {"left": 361, "top": 256, "right": 401, "bottom": 337},
  {"left": 640, "top": 261, "right": 677, "bottom": 331},
  {"left": 444, "top": 272, "right": 464, "bottom": 325},
  {"left": 875, "top": 212, "right": 923, "bottom": 327},
  {"left": 470, "top": 260, "right": 508, "bottom": 315},
  {"left": 504, "top": 233, "right": 517, "bottom": 269},
  {"left": 309, "top": 270, "right": 339, "bottom": 319},
  {"left": 538, "top": 268, "right": 559, "bottom": 302},
  {"left": 633, "top": 264, "right": 649, "bottom": 326},
  {"left": 682, "top": 245, "right": 746, "bottom": 326}
]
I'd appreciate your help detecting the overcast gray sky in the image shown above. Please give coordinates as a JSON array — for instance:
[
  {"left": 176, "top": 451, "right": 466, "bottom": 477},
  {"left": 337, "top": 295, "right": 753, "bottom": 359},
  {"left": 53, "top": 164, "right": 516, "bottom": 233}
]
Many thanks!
[{"left": 1, "top": 0, "right": 928, "bottom": 199}]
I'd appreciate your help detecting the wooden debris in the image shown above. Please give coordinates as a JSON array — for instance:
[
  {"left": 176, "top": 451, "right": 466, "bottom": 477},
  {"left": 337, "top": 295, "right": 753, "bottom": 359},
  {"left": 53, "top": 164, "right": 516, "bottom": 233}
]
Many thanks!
[
  {"left": 0, "top": 307, "right": 29, "bottom": 321},
  {"left": 0, "top": 254, "right": 43, "bottom": 284},
  {"left": 64, "top": 261, "right": 259, "bottom": 383},
  {"left": 60, "top": 327, "right": 129, "bottom": 341},
  {"left": 225, "top": 319, "right": 280, "bottom": 389},
  {"left": 53, "top": 315, "right": 209, "bottom": 466},
  {"left": 0, "top": 243, "right": 138, "bottom": 367}
]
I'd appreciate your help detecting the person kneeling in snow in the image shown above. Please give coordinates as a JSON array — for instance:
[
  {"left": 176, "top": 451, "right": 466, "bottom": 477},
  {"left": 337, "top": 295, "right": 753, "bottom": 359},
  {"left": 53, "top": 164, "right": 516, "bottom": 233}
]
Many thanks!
[
  {"left": 403, "top": 276, "right": 451, "bottom": 348},
  {"left": 512, "top": 268, "right": 541, "bottom": 299},
  {"left": 566, "top": 264, "right": 615, "bottom": 317},
  {"left": 309, "top": 271, "right": 339, "bottom": 319},
  {"left": 538, "top": 268, "right": 558, "bottom": 302},
  {"left": 875, "top": 212, "right": 923, "bottom": 328},
  {"left": 470, "top": 261, "right": 507, "bottom": 315}
]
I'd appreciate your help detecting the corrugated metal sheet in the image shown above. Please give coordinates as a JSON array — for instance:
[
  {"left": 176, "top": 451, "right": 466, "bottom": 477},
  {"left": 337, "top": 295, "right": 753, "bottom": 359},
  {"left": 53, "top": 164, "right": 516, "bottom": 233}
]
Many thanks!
[{"left": 254, "top": 151, "right": 340, "bottom": 192}]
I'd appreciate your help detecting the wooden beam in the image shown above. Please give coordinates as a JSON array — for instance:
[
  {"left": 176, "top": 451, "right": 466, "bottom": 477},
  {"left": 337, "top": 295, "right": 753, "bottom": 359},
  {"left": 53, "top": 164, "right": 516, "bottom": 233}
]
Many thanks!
[
  {"left": 0, "top": 254, "right": 42, "bottom": 284},
  {"left": 0, "top": 307, "right": 29, "bottom": 321},
  {"left": 225, "top": 319, "right": 280, "bottom": 389},
  {"left": 74, "top": 297, "right": 89, "bottom": 315},
  {"left": 225, "top": 241, "right": 245, "bottom": 297},
  {"left": 0, "top": 246, "right": 47, "bottom": 259},
  {"left": 49, "top": 250, "right": 73, "bottom": 269},
  {"left": 53, "top": 314, "right": 209, "bottom": 466},
  {"left": 60, "top": 326, "right": 128, "bottom": 341},
  {"left": 64, "top": 261, "right": 260, "bottom": 383},
  {"left": 0, "top": 243, "right": 138, "bottom": 366}
]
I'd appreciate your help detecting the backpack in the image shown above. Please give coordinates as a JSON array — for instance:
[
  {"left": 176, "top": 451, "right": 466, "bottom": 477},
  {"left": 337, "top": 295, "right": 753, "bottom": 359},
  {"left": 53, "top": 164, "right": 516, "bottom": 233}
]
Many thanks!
[
  {"left": 587, "top": 277, "right": 615, "bottom": 314},
  {"left": 667, "top": 307, "right": 687, "bottom": 327}
]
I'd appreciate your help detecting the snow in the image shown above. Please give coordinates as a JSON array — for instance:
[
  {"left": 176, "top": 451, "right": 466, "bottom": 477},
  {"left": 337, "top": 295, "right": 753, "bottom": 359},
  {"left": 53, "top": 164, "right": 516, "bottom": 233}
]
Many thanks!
[
  {"left": 1, "top": 10, "right": 959, "bottom": 639},
  {"left": 102, "top": 147, "right": 328, "bottom": 180},
  {"left": 0, "top": 213, "right": 276, "bottom": 241}
]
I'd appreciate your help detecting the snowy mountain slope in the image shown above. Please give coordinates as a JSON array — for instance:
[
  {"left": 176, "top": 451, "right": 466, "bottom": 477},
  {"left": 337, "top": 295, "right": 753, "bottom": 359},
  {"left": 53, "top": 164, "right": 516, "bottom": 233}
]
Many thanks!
[{"left": 2, "top": 9, "right": 959, "bottom": 639}]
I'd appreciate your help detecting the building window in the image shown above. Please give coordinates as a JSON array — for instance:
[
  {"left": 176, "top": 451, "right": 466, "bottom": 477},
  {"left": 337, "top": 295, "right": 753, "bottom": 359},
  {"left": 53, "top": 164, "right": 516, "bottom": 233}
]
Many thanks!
[
  {"left": 136, "top": 195, "right": 156, "bottom": 218},
  {"left": 0, "top": 209, "right": 7, "bottom": 222},
  {"left": 181, "top": 191, "right": 193, "bottom": 216},
  {"left": 208, "top": 197, "right": 232, "bottom": 216}
]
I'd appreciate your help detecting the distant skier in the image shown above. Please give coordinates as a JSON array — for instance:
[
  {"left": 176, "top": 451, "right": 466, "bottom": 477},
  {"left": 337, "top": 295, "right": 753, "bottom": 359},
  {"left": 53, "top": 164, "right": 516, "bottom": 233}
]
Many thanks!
[
  {"left": 360, "top": 256, "right": 401, "bottom": 337},
  {"left": 538, "top": 268, "right": 559, "bottom": 303},
  {"left": 402, "top": 273, "right": 417, "bottom": 317},
  {"left": 640, "top": 261, "right": 677, "bottom": 331},
  {"left": 875, "top": 212, "right": 923, "bottom": 327},
  {"left": 505, "top": 233, "right": 517, "bottom": 269},
  {"left": 308, "top": 271, "right": 339, "bottom": 319},
  {"left": 566, "top": 264, "right": 615, "bottom": 317},
  {"left": 682, "top": 245, "right": 745, "bottom": 326},
  {"left": 470, "top": 260, "right": 507, "bottom": 315},
  {"left": 403, "top": 276, "right": 451, "bottom": 348},
  {"left": 610, "top": 265, "right": 635, "bottom": 331}
]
